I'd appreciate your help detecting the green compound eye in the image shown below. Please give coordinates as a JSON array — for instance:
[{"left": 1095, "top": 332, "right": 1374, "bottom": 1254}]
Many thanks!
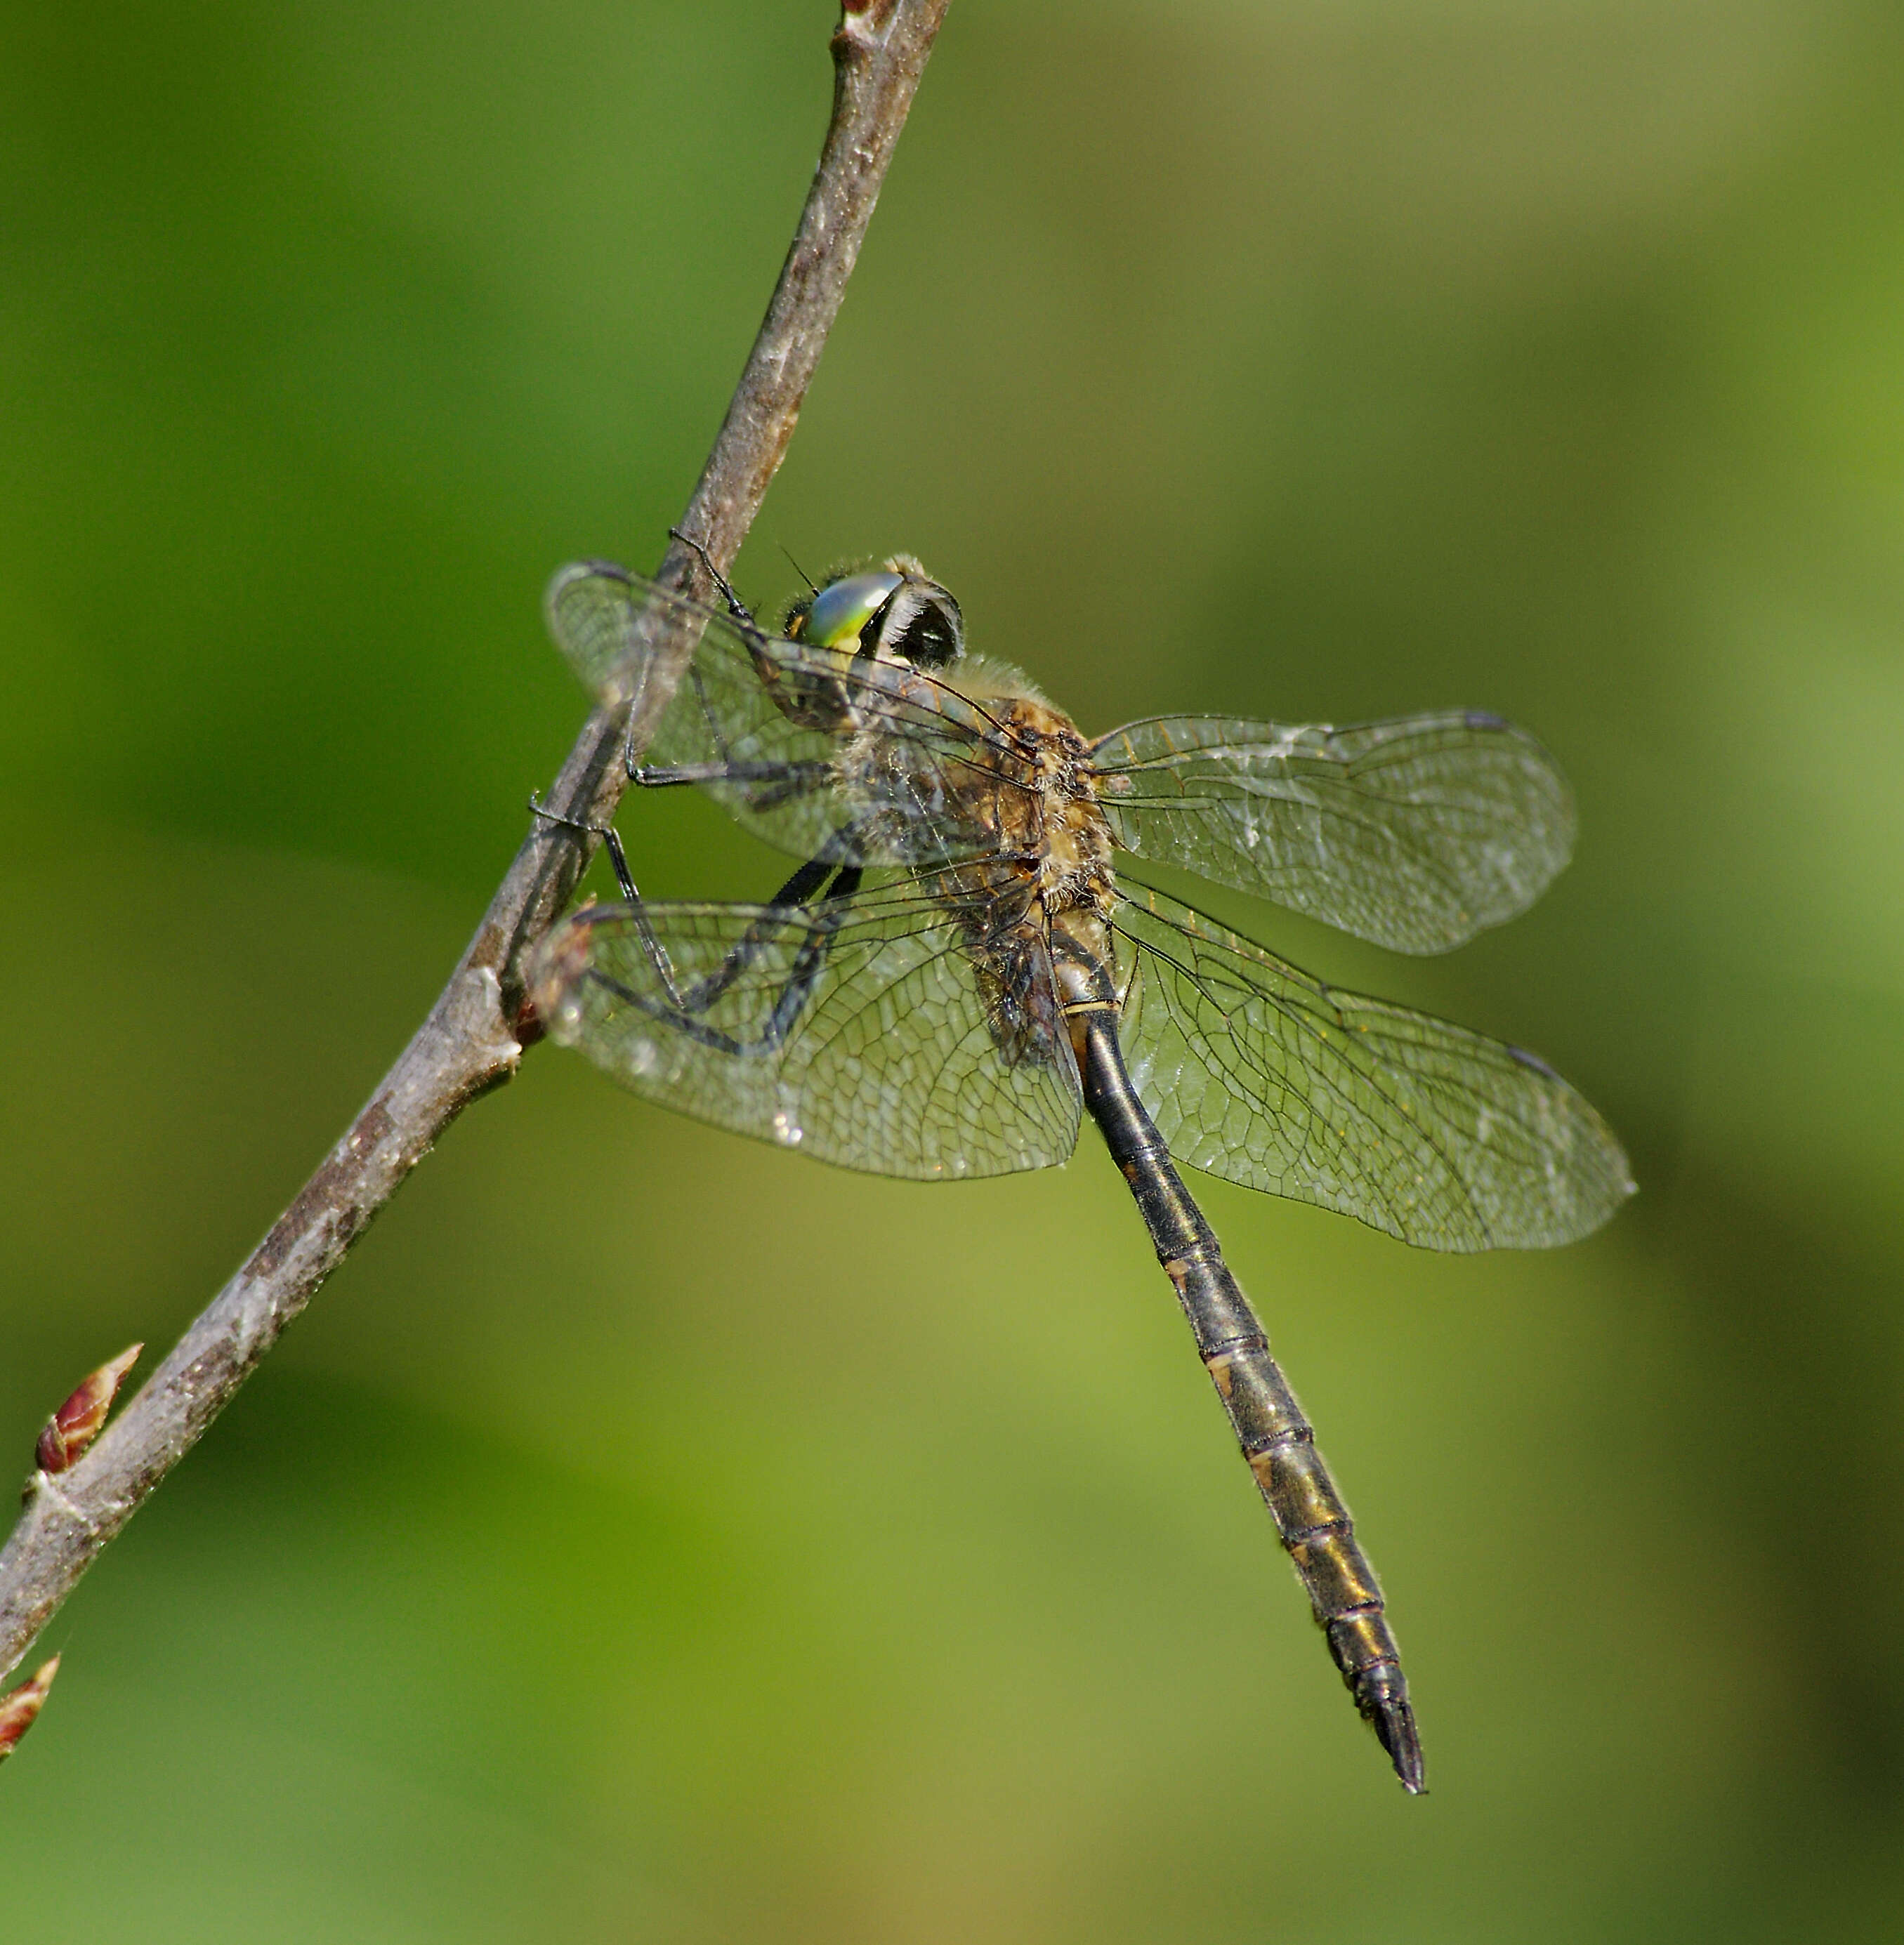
[
  {"left": 794, "top": 563, "right": 965, "bottom": 668},
  {"left": 802, "top": 571, "right": 904, "bottom": 650}
]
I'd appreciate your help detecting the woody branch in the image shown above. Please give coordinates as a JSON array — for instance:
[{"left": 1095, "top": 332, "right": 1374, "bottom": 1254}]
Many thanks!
[{"left": 0, "top": 0, "right": 952, "bottom": 1689}]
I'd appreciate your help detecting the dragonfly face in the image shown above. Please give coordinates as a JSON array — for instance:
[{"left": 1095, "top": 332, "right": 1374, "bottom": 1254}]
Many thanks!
[
  {"left": 525, "top": 553, "right": 1636, "bottom": 1793},
  {"left": 786, "top": 555, "right": 966, "bottom": 670}
]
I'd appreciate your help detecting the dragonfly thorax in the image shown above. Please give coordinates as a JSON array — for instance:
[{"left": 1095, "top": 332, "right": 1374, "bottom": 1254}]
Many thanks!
[{"left": 996, "top": 696, "right": 1118, "bottom": 923}]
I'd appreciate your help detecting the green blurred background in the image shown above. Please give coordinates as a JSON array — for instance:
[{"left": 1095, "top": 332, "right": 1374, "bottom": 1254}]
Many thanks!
[{"left": 4, "top": 0, "right": 1902, "bottom": 1937}]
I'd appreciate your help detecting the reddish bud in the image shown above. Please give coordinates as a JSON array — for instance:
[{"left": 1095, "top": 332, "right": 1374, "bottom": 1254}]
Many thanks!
[
  {"left": 0, "top": 1658, "right": 59, "bottom": 1761},
  {"left": 37, "top": 1344, "right": 142, "bottom": 1474}
]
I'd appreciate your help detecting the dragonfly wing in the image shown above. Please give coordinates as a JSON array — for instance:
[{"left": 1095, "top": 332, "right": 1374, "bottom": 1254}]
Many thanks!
[
  {"left": 1091, "top": 711, "right": 1576, "bottom": 954},
  {"left": 546, "top": 562, "right": 1031, "bottom": 870},
  {"left": 544, "top": 558, "right": 717, "bottom": 712},
  {"left": 1110, "top": 885, "right": 1633, "bottom": 1250},
  {"left": 525, "top": 876, "right": 1083, "bottom": 1181}
]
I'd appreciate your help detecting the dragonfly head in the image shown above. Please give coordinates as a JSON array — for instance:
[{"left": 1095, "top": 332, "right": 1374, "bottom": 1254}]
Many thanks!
[{"left": 785, "top": 556, "right": 965, "bottom": 670}]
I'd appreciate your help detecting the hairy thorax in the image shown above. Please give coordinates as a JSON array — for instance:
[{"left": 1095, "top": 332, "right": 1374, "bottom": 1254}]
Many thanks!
[{"left": 922, "top": 687, "right": 1120, "bottom": 1067}]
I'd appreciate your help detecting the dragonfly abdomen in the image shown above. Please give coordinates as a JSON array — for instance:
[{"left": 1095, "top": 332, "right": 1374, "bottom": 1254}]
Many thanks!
[
  {"left": 1070, "top": 1006, "right": 1425, "bottom": 1792},
  {"left": 1188, "top": 1274, "right": 1421, "bottom": 1791}
]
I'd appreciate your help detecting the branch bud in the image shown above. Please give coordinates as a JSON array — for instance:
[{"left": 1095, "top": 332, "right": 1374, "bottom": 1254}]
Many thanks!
[
  {"left": 0, "top": 1657, "right": 60, "bottom": 1761},
  {"left": 37, "top": 1344, "right": 143, "bottom": 1474}
]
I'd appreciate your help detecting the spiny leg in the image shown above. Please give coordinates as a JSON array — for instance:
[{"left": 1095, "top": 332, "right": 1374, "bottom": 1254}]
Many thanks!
[
  {"left": 530, "top": 792, "right": 688, "bottom": 1005},
  {"left": 648, "top": 798, "right": 878, "bottom": 1021},
  {"left": 615, "top": 529, "right": 767, "bottom": 779},
  {"left": 671, "top": 857, "right": 860, "bottom": 1019},
  {"left": 629, "top": 757, "right": 836, "bottom": 805},
  {"left": 669, "top": 525, "right": 754, "bottom": 624},
  {"left": 530, "top": 792, "right": 869, "bottom": 1053},
  {"left": 585, "top": 862, "right": 864, "bottom": 1059},
  {"left": 669, "top": 529, "right": 865, "bottom": 737}
]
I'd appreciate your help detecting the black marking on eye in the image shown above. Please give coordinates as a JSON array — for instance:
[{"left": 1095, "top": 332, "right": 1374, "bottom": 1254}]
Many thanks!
[
  {"left": 886, "top": 586, "right": 964, "bottom": 668},
  {"left": 853, "top": 588, "right": 901, "bottom": 660},
  {"left": 899, "top": 609, "right": 957, "bottom": 667}
]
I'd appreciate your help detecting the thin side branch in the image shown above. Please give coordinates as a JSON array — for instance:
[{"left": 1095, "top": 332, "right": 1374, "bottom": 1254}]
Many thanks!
[{"left": 0, "top": 0, "right": 952, "bottom": 1684}]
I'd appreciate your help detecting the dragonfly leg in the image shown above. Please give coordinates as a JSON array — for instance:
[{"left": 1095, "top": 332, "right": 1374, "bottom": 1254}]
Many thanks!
[
  {"left": 683, "top": 663, "right": 734, "bottom": 770},
  {"left": 657, "top": 529, "right": 859, "bottom": 752},
  {"left": 623, "top": 657, "right": 751, "bottom": 783},
  {"left": 584, "top": 860, "right": 865, "bottom": 1060},
  {"left": 529, "top": 793, "right": 692, "bottom": 1005},
  {"left": 620, "top": 532, "right": 762, "bottom": 777},
  {"left": 579, "top": 793, "right": 879, "bottom": 1050},
  {"left": 667, "top": 526, "right": 754, "bottom": 624},
  {"left": 629, "top": 758, "right": 835, "bottom": 805},
  {"left": 657, "top": 533, "right": 864, "bottom": 741},
  {"left": 670, "top": 853, "right": 855, "bottom": 1018},
  {"left": 528, "top": 791, "right": 638, "bottom": 900}
]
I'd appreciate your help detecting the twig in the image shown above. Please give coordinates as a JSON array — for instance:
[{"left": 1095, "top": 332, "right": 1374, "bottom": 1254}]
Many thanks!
[{"left": 0, "top": 0, "right": 952, "bottom": 1687}]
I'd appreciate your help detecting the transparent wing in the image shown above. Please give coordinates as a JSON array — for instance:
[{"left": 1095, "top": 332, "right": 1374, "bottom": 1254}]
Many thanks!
[
  {"left": 1111, "top": 885, "right": 1633, "bottom": 1250},
  {"left": 525, "top": 874, "right": 1082, "bottom": 1181},
  {"left": 1091, "top": 711, "right": 1576, "bottom": 954},
  {"left": 547, "top": 562, "right": 1036, "bottom": 869}
]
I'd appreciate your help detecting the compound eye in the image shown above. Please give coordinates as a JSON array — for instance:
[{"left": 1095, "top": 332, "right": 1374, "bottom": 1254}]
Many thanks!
[
  {"left": 802, "top": 571, "right": 904, "bottom": 651},
  {"left": 877, "top": 582, "right": 964, "bottom": 668}
]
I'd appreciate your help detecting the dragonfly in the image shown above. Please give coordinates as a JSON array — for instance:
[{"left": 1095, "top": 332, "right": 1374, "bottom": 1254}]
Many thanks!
[{"left": 523, "top": 548, "right": 1634, "bottom": 1793}]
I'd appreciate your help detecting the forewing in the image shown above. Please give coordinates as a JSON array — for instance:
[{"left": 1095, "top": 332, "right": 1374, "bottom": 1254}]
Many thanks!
[
  {"left": 1091, "top": 711, "right": 1576, "bottom": 954},
  {"left": 546, "top": 562, "right": 1030, "bottom": 869},
  {"left": 1111, "top": 885, "right": 1632, "bottom": 1250},
  {"left": 525, "top": 877, "right": 1082, "bottom": 1181}
]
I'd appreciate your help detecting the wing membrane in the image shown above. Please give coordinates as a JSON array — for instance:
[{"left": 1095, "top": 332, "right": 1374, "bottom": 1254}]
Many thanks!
[
  {"left": 1111, "top": 885, "right": 1632, "bottom": 1250},
  {"left": 1091, "top": 711, "right": 1575, "bottom": 953},
  {"left": 546, "top": 562, "right": 1034, "bottom": 869},
  {"left": 525, "top": 874, "right": 1082, "bottom": 1181}
]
